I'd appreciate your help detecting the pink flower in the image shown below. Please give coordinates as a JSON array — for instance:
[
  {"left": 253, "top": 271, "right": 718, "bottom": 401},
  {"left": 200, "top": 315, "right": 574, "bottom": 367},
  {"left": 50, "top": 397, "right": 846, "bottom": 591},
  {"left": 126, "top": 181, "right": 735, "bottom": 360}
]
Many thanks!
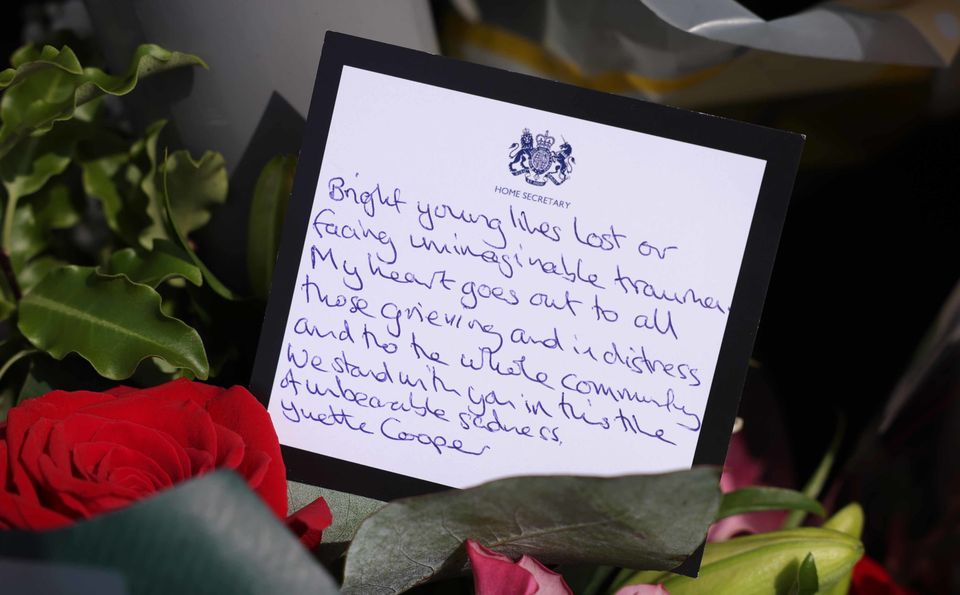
[
  {"left": 615, "top": 585, "right": 670, "bottom": 594},
  {"left": 467, "top": 539, "right": 572, "bottom": 595},
  {"left": 708, "top": 433, "right": 786, "bottom": 541}
]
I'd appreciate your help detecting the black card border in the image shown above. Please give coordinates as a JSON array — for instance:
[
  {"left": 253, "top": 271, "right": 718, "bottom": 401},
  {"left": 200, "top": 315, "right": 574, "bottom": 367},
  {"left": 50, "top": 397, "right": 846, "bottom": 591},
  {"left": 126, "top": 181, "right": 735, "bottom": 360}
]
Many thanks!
[{"left": 249, "top": 30, "right": 803, "bottom": 572}]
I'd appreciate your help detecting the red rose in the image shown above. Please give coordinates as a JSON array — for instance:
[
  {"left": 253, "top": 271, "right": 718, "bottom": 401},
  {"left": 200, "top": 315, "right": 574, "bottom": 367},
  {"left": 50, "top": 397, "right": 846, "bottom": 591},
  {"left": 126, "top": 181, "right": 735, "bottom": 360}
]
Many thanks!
[
  {"left": 0, "top": 378, "right": 287, "bottom": 529},
  {"left": 850, "top": 556, "right": 916, "bottom": 595}
]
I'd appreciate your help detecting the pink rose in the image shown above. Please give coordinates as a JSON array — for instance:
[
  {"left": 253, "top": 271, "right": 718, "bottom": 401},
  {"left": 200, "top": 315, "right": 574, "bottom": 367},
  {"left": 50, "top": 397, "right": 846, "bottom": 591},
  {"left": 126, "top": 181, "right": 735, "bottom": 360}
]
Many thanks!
[{"left": 467, "top": 539, "right": 572, "bottom": 595}]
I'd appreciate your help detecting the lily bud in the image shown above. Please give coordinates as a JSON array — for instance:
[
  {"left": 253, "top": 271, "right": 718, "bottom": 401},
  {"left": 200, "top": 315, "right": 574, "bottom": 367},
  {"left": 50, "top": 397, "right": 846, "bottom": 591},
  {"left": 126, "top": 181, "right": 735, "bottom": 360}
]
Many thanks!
[
  {"left": 820, "top": 503, "right": 865, "bottom": 595},
  {"left": 618, "top": 527, "right": 863, "bottom": 595}
]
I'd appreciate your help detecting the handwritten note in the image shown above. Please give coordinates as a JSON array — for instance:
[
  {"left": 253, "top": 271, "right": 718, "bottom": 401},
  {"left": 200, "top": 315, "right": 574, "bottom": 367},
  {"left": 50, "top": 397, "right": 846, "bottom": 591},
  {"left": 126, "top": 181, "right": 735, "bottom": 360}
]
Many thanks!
[{"left": 266, "top": 66, "right": 767, "bottom": 488}]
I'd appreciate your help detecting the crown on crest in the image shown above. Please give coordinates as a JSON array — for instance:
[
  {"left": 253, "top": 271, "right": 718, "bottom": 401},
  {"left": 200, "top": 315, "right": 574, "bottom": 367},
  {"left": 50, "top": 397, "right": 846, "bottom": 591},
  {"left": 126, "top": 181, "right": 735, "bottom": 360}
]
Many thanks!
[{"left": 536, "top": 130, "right": 555, "bottom": 149}]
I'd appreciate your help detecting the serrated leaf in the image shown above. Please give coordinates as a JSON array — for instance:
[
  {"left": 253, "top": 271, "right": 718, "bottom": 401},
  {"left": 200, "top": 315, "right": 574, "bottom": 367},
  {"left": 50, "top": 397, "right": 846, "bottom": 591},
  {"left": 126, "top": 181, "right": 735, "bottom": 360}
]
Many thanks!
[
  {"left": 103, "top": 238, "right": 202, "bottom": 288},
  {"left": 247, "top": 154, "right": 296, "bottom": 298},
  {"left": 616, "top": 528, "right": 863, "bottom": 595},
  {"left": 717, "top": 487, "right": 825, "bottom": 521},
  {"left": 342, "top": 468, "right": 721, "bottom": 594},
  {"left": 0, "top": 44, "right": 206, "bottom": 160},
  {"left": 788, "top": 552, "right": 819, "bottom": 595},
  {"left": 0, "top": 471, "right": 338, "bottom": 595},
  {"left": 140, "top": 149, "right": 227, "bottom": 245},
  {"left": 18, "top": 265, "right": 209, "bottom": 380}
]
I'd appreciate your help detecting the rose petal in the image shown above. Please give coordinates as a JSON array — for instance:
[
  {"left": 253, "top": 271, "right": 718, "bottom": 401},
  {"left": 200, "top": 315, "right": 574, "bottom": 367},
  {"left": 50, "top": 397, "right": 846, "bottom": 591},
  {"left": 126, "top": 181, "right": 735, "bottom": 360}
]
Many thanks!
[
  {"left": 213, "top": 424, "right": 246, "bottom": 470},
  {"left": 0, "top": 490, "right": 72, "bottom": 530},
  {"left": 467, "top": 540, "right": 540, "bottom": 595},
  {"left": 36, "top": 454, "right": 138, "bottom": 517},
  {"left": 516, "top": 555, "right": 573, "bottom": 595},
  {"left": 184, "top": 447, "right": 216, "bottom": 475},
  {"left": 235, "top": 448, "right": 271, "bottom": 491},
  {"left": 82, "top": 417, "right": 191, "bottom": 482},
  {"left": 0, "top": 439, "right": 8, "bottom": 492},
  {"left": 84, "top": 396, "right": 218, "bottom": 460},
  {"left": 105, "top": 466, "right": 156, "bottom": 496},
  {"left": 15, "top": 417, "right": 57, "bottom": 498},
  {"left": 73, "top": 442, "right": 171, "bottom": 489},
  {"left": 203, "top": 386, "right": 286, "bottom": 517},
  {"left": 851, "top": 556, "right": 916, "bottom": 595},
  {"left": 286, "top": 497, "right": 333, "bottom": 550}
]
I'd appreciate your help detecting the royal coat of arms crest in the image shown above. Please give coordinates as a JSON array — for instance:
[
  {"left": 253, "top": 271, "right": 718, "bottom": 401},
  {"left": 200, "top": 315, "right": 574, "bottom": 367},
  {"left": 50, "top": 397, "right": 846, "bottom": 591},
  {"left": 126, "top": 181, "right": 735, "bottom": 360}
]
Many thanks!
[{"left": 508, "top": 128, "right": 574, "bottom": 186}]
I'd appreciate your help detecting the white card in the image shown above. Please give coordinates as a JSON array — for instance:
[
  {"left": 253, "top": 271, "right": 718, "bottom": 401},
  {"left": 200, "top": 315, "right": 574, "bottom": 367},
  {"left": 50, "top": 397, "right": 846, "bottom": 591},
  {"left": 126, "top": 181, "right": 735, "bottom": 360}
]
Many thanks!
[{"left": 251, "top": 33, "right": 802, "bottom": 499}]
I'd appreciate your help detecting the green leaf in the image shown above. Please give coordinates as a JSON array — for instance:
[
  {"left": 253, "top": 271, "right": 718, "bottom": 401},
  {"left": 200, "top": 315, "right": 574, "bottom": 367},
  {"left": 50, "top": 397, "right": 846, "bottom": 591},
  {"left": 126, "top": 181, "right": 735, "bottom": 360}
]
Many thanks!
[
  {"left": 17, "top": 362, "right": 55, "bottom": 402},
  {"left": 615, "top": 528, "right": 863, "bottom": 595},
  {"left": 16, "top": 255, "right": 63, "bottom": 293},
  {"left": 0, "top": 44, "right": 206, "bottom": 160},
  {"left": 31, "top": 181, "right": 80, "bottom": 229},
  {"left": 0, "top": 264, "right": 16, "bottom": 320},
  {"left": 148, "top": 149, "right": 227, "bottom": 243},
  {"left": 788, "top": 552, "right": 819, "bottom": 595},
  {"left": 718, "top": 487, "right": 825, "bottom": 520},
  {"left": 80, "top": 120, "right": 164, "bottom": 244},
  {"left": 0, "top": 125, "right": 75, "bottom": 203},
  {"left": 158, "top": 155, "right": 240, "bottom": 300},
  {"left": 18, "top": 265, "right": 209, "bottom": 380},
  {"left": 9, "top": 200, "right": 46, "bottom": 272},
  {"left": 247, "top": 154, "right": 296, "bottom": 298},
  {"left": 9, "top": 183, "right": 81, "bottom": 275},
  {"left": 103, "top": 239, "right": 202, "bottom": 288},
  {"left": 342, "top": 468, "right": 721, "bottom": 594},
  {"left": 0, "top": 124, "right": 78, "bottom": 258},
  {"left": 0, "top": 471, "right": 338, "bottom": 595}
]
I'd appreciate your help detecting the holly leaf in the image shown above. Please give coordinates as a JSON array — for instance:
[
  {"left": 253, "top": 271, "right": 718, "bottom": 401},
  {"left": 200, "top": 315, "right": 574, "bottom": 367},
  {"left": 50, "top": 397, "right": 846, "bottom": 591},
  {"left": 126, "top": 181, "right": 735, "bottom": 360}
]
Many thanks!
[
  {"left": 0, "top": 44, "right": 205, "bottom": 160},
  {"left": 247, "top": 154, "right": 296, "bottom": 298},
  {"left": 18, "top": 265, "right": 209, "bottom": 380},
  {"left": 103, "top": 239, "right": 202, "bottom": 288},
  {"left": 342, "top": 468, "right": 721, "bottom": 594}
]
